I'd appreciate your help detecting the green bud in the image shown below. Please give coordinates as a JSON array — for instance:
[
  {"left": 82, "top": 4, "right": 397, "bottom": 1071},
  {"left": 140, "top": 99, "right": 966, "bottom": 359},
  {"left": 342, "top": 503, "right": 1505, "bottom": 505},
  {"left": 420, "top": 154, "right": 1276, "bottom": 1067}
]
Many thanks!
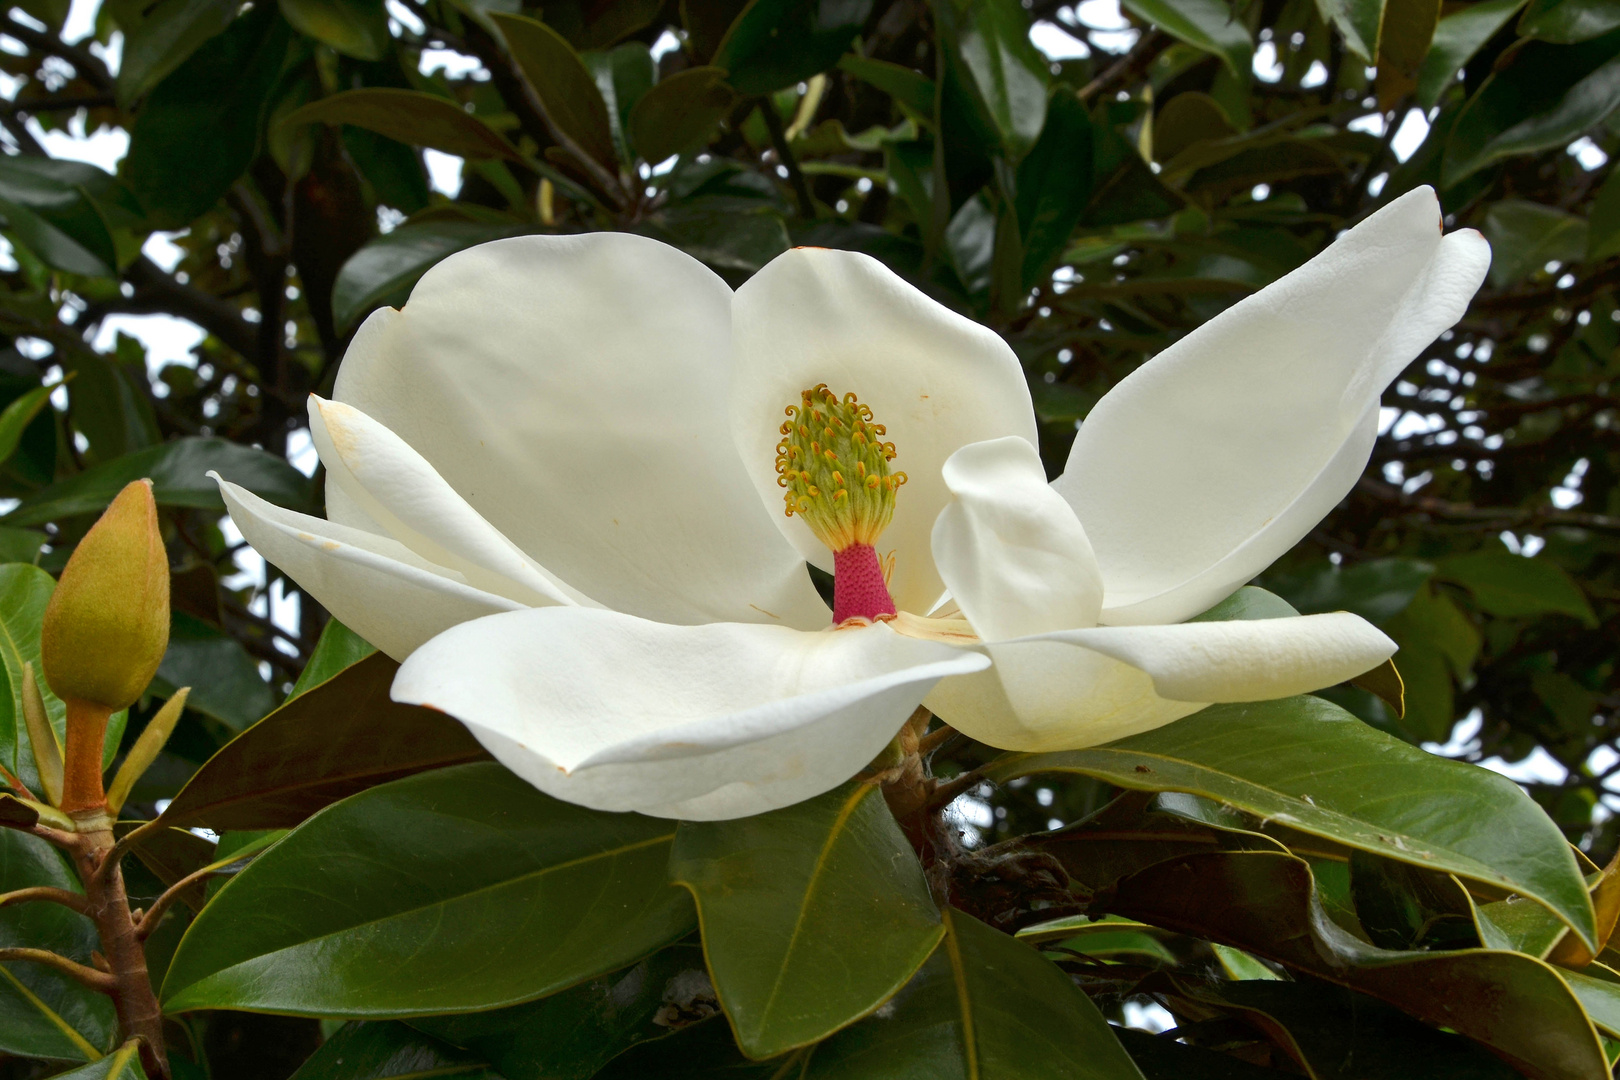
[{"left": 41, "top": 480, "right": 170, "bottom": 712}]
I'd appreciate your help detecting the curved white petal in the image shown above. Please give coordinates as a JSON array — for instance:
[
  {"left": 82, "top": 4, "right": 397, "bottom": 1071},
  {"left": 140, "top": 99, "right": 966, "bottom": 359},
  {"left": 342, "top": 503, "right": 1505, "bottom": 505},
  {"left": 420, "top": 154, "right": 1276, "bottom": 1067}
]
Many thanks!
[
  {"left": 931, "top": 436, "right": 1102, "bottom": 640},
  {"left": 214, "top": 477, "right": 522, "bottom": 660},
  {"left": 927, "top": 612, "right": 1394, "bottom": 751},
  {"left": 309, "top": 397, "right": 593, "bottom": 609},
  {"left": 391, "top": 608, "right": 990, "bottom": 820},
  {"left": 1053, "top": 187, "right": 1491, "bottom": 625},
  {"left": 731, "top": 247, "right": 1038, "bottom": 614},
  {"left": 334, "top": 233, "right": 828, "bottom": 631}
]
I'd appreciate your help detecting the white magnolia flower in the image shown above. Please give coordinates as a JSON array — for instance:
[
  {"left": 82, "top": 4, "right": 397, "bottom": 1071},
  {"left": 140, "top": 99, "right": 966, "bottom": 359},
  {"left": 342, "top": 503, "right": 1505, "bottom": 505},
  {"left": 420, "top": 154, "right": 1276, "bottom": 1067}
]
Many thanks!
[{"left": 216, "top": 185, "right": 1488, "bottom": 820}]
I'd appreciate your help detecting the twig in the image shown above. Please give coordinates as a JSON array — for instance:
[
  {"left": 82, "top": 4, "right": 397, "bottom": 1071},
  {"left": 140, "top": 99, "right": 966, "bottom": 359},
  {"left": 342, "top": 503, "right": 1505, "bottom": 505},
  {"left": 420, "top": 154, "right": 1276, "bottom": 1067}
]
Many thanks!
[
  {"left": 0, "top": 14, "right": 114, "bottom": 92},
  {"left": 136, "top": 865, "right": 225, "bottom": 940},
  {"left": 758, "top": 98, "right": 816, "bottom": 218},
  {"left": 1, "top": 94, "right": 117, "bottom": 113},
  {"left": 94, "top": 817, "right": 165, "bottom": 886},
  {"left": 121, "top": 257, "right": 259, "bottom": 361},
  {"left": 0, "top": 947, "right": 116, "bottom": 993},
  {"left": 0, "top": 885, "right": 93, "bottom": 916},
  {"left": 1078, "top": 29, "right": 1172, "bottom": 103},
  {"left": 927, "top": 766, "right": 991, "bottom": 811},
  {"left": 1356, "top": 476, "right": 1620, "bottom": 535}
]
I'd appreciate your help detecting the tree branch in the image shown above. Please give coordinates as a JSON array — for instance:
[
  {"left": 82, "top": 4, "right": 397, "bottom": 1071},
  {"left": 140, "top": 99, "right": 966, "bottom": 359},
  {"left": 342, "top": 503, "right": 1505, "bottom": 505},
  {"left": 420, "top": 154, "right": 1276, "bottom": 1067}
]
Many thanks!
[
  {"left": 0, "top": 885, "right": 93, "bottom": 916},
  {"left": 0, "top": 14, "right": 114, "bottom": 92},
  {"left": 758, "top": 99, "right": 816, "bottom": 219},
  {"left": 1078, "top": 29, "right": 1172, "bottom": 102},
  {"left": 0, "top": 947, "right": 116, "bottom": 993},
  {"left": 121, "top": 256, "right": 259, "bottom": 360},
  {"left": 136, "top": 865, "right": 225, "bottom": 940}
]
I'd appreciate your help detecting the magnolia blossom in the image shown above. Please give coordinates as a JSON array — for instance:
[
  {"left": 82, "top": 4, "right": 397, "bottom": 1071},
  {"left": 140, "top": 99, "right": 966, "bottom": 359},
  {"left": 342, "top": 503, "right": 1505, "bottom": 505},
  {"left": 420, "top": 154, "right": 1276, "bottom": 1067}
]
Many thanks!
[{"left": 216, "top": 185, "right": 1488, "bottom": 820}]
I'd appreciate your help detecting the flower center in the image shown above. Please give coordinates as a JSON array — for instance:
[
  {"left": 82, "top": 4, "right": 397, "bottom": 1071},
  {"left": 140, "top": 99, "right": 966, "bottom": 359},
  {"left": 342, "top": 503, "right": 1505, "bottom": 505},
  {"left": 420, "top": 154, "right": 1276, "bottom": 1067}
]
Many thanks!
[{"left": 776, "top": 384, "right": 907, "bottom": 624}]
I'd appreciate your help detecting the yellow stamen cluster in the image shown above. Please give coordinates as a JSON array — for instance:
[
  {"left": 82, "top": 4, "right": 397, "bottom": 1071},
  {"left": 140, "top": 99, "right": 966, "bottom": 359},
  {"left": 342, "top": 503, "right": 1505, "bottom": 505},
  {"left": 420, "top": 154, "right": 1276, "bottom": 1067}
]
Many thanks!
[{"left": 775, "top": 385, "right": 906, "bottom": 551}]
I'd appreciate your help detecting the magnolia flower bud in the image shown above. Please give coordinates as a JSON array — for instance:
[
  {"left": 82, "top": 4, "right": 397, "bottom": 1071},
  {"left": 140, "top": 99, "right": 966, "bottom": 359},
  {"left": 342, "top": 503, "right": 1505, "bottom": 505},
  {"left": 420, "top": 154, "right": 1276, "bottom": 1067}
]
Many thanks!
[{"left": 42, "top": 480, "right": 170, "bottom": 711}]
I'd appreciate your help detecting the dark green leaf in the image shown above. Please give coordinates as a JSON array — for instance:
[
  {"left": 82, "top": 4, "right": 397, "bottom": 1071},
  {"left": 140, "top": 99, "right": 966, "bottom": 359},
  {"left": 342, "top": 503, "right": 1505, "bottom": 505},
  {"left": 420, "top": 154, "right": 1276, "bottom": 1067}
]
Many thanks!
[
  {"left": 837, "top": 55, "right": 936, "bottom": 117},
  {"left": 1441, "top": 29, "right": 1620, "bottom": 187},
  {"left": 4, "top": 437, "right": 312, "bottom": 527},
  {"left": 593, "top": 1018, "right": 786, "bottom": 1078},
  {"left": 123, "top": 4, "right": 293, "bottom": 226},
  {"left": 1112, "top": 1027, "right": 1294, "bottom": 1080},
  {"left": 1588, "top": 163, "right": 1620, "bottom": 261},
  {"left": 637, "top": 199, "right": 791, "bottom": 271},
  {"left": 287, "top": 1020, "right": 497, "bottom": 1079},
  {"left": 934, "top": 0, "right": 1049, "bottom": 159},
  {"left": 493, "top": 13, "right": 619, "bottom": 170},
  {"left": 411, "top": 944, "right": 712, "bottom": 1079},
  {"left": 711, "top": 0, "right": 874, "bottom": 96},
  {"left": 1314, "top": 0, "right": 1385, "bottom": 63},
  {"left": 152, "top": 612, "right": 277, "bottom": 732},
  {"left": 1264, "top": 557, "right": 1434, "bottom": 624},
  {"left": 983, "top": 695, "right": 1597, "bottom": 947},
  {"left": 1121, "top": 0, "right": 1253, "bottom": 75},
  {"left": 1437, "top": 549, "right": 1597, "bottom": 624},
  {"left": 0, "top": 383, "right": 57, "bottom": 468},
  {"left": 109, "top": 0, "right": 237, "bottom": 105},
  {"left": 341, "top": 127, "right": 431, "bottom": 214},
  {"left": 278, "top": 0, "right": 390, "bottom": 60},
  {"left": 585, "top": 42, "right": 656, "bottom": 164},
  {"left": 1481, "top": 199, "right": 1588, "bottom": 286},
  {"left": 1015, "top": 91, "right": 1094, "bottom": 290},
  {"left": 43, "top": 1043, "right": 149, "bottom": 1079},
  {"left": 804, "top": 907, "right": 1146, "bottom": 1079},
  {"left": 0, "top": 829, "right": 117, "bottom": 1061},
  {"left": 670, "top": 781, "right": 942, "bottom": 1058},
  {"left": 62, "top": 346, "right": 161, "bottom": 464},
  {"left": 1103, "top": 851, "right": 1606, "bottom": 1080},
  {"left": 332, "top": 220, "right": 530, "bottom": 333},
  {"left": 282, "top": 90, "right": 523, "bottom": 162},
  {"left": 0, "top": 157, "right": 117, "bottom": 277},
  {"left": 626, "top": 67, "right": 737, "bottom": 164},
  {"left": 1415, "top": 0, "right": 1524, "bottom": 108},
  {"left": 288, "top": 618, "right": 376, "bottom": 699},
  {"left": 1518, "top": 0, "right": 1620, "bottom": 43},
  {"left": 0, "top": 528, "right": 44, "bottom": 564},
  {"left": 161, "top": 761, "right": 695, "bottom": 1015},
  {"left": 160, "top": 651, "right": 485, "bottom": 832}
]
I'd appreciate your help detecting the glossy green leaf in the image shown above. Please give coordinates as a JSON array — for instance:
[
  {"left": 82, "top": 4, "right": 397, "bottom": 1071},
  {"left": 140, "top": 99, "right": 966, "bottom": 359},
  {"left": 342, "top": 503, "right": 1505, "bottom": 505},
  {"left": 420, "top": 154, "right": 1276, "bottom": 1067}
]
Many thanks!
[
  {"left": 1103, "top": 851, "right": 1606, "bottom": 1080},
  {"left": 287, "top": 1021, "right": 496, "bottom": 1079},
  {"left": 332, "top": 220, "right": 529, "bottom": 333},
  {"left": 837, "top": 55, "right": 936, "bottom": 118},
  {"left": 803, "top": 907, "right": 1146, "bottom": 1079},
  {"left": 638, "top": 199, "right": 790, "bottom": 271},
  {"left": 160, "top": 651, "right": 486, "bottom": 832},
  {"left": 1441, "top": 29, "right": 1620, "bottom": 186},
  {"left": 983, "top": 695, "right": 1597, "bottom": 947},
  {"left": 411, "top": 944, "right": 711, "bottom": 1079},
  {"left": 4, "top": 437, "right": 312, "bottom": 527},
  {"left": 0, "top": 528, "right": 44, "bottom": 564},
  {"left": 123, "top": 4, "right": 293, "bottom": 226},
  {"left": 670, "top": 781, "right": 942, "bottom": 1058},
  {"left": 1437, "top": 549, "right": 1597, "bottom": 624},
  {"left": 1414, "top": 0, "right": 1525, "bottom": 108},
  {"left": 593, "top": 1018, "right": 786, "bottom": 1078},
  {"left": 1373, "top": 0, "right": 1440, "bottom": 105},
  {"left": 342, "top": 127, "right": 432, "bottom": 214},
  {"left": 1314, "top": 0, "right": 1385, "bottom": 62},
  {"left": 1519, "top": 0, "right": 1620, "bottom": 42},
  {"left": 1481, "top": 199, "right": 1588, "bottom": 286},
  {"left": 161, "top": 761, "right": 696, "bottom": 1016},
  {"left": 585, "top": 43, "right": 656, "bottom": 165},
  {"left": 109, "top": 0, "right": 238, "bottom": 106},
  {"left": 1122, "top": 0, "right": 1253, "bottom": 75},
  {"left": 278, "top": 0, "right": 390, "bottom": 59},
  {"left": 152, "top": 611, "right": 275, "bottom": 731},
  {"left": 61, "top": 345, "right": 161, "bottom": 465},
  {"left": 627, "top": 67, "right": 736, "bottom": 164},
  {"left": 288, "top": 618, "right": 376, "bottom": 699},
  {"left": 0, "top": 829, "right": 117, "bottom": 1061},
  {"left": 934, "top": 0, "right": 1049, "bottom": 159},
  {"left": 0, "top": 383, "right": 57, "bottom": 468},
  {"left": 1265, "top": 557, "right": 1433, "bottom": 624},
  {"left": 0, "top": 157, "right": 117, "bottom": 277},
  {"left": 1475, "top": 895, "right": 1570, "bottom": 957},
  {"left": 44, "top": 1042, "right": 148, "bottom": 1079},
  {"left": 1561, "top": 968, "right": 1620, "bottom": 1039},
  {"left": 1588, "top": 163, "right": 1620, "bottom": 261},
  {"left": 283, "top": 90, "right": 523, "bottom": 162},
  {"left": 1015, "top": 91, "right": 1094, "bottom": 290},
  {"left": 493, "top": 14, "right": 619, "bottom": 170},
  {"left": 711, "top": 0, "right": 874, "bottom": 96}
]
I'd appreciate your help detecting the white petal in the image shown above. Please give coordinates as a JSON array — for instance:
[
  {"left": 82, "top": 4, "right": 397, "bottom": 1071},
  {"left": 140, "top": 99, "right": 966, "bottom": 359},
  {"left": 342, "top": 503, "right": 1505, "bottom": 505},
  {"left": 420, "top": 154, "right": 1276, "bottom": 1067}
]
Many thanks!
[
  {"left": 931, "top": 436, "right": 1102, "bottom": 640},
  {"left": 214, "top": 477, "right": 522, "bottom": 660},
  {"left": 928, "top": 612, "right": 1394, "bottom": 751},
  {"left": 391, "top": 608, "right": 990, "bottom": 820},
  {"left": 731, "top": 247, "right": 1038, "bottom": 615},
  {"left": 309, "top": 397, "right": 593, "bottom": 609},
  {"left": 334, "top": 233, "right": 828, "bottom": 630},
  {"left": 1053, "top": 187, "right": 1492, "bottom": 625}
]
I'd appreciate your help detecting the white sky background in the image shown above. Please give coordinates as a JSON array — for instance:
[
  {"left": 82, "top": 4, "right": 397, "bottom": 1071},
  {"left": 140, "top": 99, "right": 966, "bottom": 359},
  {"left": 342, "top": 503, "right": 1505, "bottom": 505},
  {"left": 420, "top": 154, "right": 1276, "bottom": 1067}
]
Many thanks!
[{"left": 4, "top": 0, "right": 1611, "bottom": 782}]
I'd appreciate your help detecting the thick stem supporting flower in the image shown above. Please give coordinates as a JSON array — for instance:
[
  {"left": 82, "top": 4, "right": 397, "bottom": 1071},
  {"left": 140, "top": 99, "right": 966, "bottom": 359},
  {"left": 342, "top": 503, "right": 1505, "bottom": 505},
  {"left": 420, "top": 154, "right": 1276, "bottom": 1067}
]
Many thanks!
[{"left": 59, "top": 698, "right": 111, "bottom": 814}]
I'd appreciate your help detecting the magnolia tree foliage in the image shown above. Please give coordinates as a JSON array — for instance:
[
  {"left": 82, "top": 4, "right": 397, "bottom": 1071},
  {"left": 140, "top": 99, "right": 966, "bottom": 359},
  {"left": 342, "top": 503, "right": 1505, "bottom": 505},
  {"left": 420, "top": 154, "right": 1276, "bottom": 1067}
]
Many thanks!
[{"left": 0, "top": 0, "right": 1617, "bottom": 1076}]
